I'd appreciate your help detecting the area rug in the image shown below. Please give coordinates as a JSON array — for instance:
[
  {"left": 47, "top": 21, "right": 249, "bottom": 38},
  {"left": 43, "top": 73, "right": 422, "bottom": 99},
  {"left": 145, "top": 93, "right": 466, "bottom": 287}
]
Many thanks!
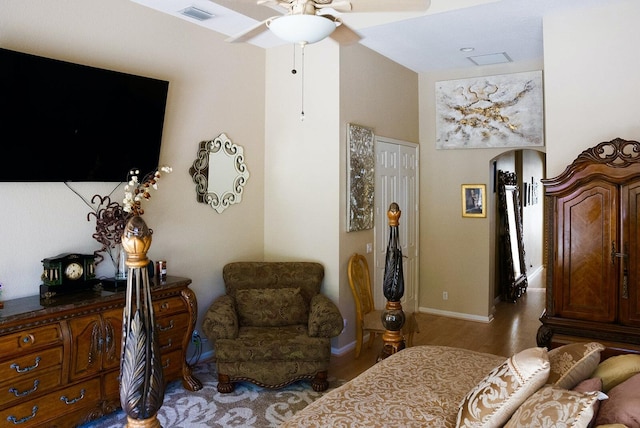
[{"left": 81, "top": 361, "right": 344, "bottom": 427}]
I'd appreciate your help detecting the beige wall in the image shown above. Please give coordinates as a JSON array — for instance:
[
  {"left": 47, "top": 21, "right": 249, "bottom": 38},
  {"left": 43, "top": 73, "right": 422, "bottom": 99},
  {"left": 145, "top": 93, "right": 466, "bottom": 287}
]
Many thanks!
[
  {"left": 0, "top": 0, "right": 267, "bottom": 354},
  {"left": 3, "top": 0, "right": 638, "bottom": 356},
  {"left": 418, "top": 60, "right": 543, "bottom": 320},
  {"left": 544, "top": 0, "right": 640, "bottom": 177},
  {"left": 417, "top": 0, "right": 640, "bottom": 321},
  {"left": 264, "top": 42, "right": 419, "bottom": 352}
]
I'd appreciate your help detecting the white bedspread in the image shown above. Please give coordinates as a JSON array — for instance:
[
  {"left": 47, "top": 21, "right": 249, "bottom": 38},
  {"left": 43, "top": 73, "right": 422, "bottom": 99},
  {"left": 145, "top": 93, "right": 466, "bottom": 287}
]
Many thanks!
[{"left": 282, "top": 345, "right": 506, "bottom": 428}]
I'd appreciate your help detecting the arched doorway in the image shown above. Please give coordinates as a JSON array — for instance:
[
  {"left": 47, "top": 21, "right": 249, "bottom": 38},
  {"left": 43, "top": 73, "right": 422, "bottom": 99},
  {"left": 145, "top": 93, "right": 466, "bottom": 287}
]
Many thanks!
[{"left": 491, "top": 149, "right": 546, "bottom": 303}]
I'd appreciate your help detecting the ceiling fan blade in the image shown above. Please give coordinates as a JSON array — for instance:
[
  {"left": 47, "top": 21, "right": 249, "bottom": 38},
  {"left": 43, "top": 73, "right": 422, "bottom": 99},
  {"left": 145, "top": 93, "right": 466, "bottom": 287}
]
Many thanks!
[
  {"left": 225, "top": 19, "right": 271, "bottom": 43},
  {"left": 315, "top": 1, "right": 352, "bottom": 12},
  {"left": 349, "top": 0, "right": 430, "bottom": 13},
  {"left": 330, "top": 21, "right": 362, "bottom": 45}
]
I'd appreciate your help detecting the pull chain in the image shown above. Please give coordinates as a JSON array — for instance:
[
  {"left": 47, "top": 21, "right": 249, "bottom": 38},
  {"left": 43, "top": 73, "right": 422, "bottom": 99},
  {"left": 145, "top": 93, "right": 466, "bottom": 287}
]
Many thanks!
[{"left": 300, "top": 42, "right": 306, "bottom": 121}]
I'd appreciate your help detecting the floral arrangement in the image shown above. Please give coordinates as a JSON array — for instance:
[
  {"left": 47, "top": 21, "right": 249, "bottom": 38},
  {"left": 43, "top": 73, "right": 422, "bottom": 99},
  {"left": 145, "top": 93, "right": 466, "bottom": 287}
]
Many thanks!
[{"left": 88, "top": 166, "right": 172, "bottom": 266}]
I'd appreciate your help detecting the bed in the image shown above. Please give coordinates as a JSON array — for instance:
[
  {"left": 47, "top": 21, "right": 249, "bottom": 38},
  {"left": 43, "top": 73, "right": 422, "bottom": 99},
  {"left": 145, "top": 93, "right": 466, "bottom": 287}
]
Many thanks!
[{"left": 282, "top": 343, "right": 640, "bottom": 428}]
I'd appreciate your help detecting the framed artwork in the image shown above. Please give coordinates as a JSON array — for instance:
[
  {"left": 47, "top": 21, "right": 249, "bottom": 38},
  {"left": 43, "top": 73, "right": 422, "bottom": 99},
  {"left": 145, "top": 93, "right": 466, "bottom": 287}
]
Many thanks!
[
  {"left": 436, "top": 71, "right": 543, "bottom": 149},
  {"left": 347, "top": 123, "right": 375, "bottom": 231},
  {"left": 462, "top": 184, "right": 486, "bottom": 218}
]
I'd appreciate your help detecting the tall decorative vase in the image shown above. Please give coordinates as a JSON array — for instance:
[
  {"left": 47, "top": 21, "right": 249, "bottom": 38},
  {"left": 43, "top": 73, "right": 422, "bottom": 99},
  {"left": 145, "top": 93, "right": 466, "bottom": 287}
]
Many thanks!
[
  {"left": 119, "top": 216, "right": 164, "bottom": 428},
  {"left": 114, "top": 243, "right": 128, "bottom": 280}
]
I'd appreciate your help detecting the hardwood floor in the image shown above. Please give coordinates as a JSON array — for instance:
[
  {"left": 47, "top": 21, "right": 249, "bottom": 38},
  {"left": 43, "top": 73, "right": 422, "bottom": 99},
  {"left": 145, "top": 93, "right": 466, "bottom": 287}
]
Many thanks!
[{"left": 329, "top": 287, "right": 545, "bottom": 382}]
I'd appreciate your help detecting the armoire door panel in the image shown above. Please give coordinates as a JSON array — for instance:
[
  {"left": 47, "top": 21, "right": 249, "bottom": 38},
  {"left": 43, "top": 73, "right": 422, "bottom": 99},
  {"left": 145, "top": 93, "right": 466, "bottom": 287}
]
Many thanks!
[
  {"left": 620, "top": 181, "right": 640, "bottom": 326},
  {"left": 555, "top": 183, "right": 618, "bottom": 322}
]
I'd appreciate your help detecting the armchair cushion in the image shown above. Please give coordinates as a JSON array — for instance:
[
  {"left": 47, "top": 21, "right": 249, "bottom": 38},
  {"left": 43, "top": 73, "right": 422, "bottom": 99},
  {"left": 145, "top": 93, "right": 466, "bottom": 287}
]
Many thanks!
[
  {"left": 236, "top": 287, "right": 308, "bottom": 327},
  {"left": 201, "top": 294, "right": 238, "bottom": 342},
  {"left": 216, "top": 325, "right": 332, "bottom": 362},
  {"left": 309, "top": 293, "right": 344, "bottom": 337}
]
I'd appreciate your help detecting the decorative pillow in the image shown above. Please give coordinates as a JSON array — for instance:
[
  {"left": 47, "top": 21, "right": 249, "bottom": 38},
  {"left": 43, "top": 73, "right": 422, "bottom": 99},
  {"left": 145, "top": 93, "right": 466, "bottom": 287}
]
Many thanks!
[
  {"left": 592, "top": 354, "right": 640, "bottom": 392},
  {"left": 595, "top": 372, "right": 640, "bottom": 427},
  {"left": 504, "top": 385, "right": 600, "bottom": 428},
  {"left": 573, "top": 377, "right": 605, "bottom": 428},
  {"left": 456, "top": 347, "right": 550, "bottom": 428},
  {"left": 547, "top": 342, "right": 605, "bottom": 389},
  {"left": 235, "top": 287, "right": 308, "bottom": 327}
]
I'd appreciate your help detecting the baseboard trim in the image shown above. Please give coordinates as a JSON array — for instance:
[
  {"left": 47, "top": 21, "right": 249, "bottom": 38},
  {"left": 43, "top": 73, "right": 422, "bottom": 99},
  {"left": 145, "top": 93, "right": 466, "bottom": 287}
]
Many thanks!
[{"left": 418, "top": 306, "right": 493, "bottom": 323}]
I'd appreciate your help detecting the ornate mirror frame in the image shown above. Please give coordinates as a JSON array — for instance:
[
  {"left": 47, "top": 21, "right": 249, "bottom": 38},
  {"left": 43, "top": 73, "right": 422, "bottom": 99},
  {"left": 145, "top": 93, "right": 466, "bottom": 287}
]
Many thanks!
[
  {"left": 189, "top": 133, "right": 250, "bottom": 213},
  {"left": 497, "top": 170, "right": 528, "bottom": 302}
]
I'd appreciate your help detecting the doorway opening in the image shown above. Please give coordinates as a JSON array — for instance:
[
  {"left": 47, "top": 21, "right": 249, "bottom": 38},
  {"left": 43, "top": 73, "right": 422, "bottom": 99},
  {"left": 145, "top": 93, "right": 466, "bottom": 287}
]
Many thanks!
[{"left": 491, "top": 149, "right": 546, "bottom": 304}]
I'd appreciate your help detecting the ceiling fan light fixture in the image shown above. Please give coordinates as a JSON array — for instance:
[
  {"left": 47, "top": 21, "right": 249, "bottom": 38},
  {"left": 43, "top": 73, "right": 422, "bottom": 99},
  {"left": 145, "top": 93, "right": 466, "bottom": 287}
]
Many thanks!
[{"left": 267, "top": 15, "right": 336, "bottom": 45}]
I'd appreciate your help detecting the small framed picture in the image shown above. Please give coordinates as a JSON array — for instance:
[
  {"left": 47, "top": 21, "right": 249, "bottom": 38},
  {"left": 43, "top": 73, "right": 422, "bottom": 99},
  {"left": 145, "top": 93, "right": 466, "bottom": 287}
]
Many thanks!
[{"left": 462, "top": 184, "right": 486, "bottom": 218}]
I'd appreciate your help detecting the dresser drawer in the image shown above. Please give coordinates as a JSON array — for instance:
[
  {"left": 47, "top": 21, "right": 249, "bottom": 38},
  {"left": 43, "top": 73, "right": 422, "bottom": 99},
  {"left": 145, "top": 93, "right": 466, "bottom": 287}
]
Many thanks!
[
  {"left": 157, "top": 312, "right": 189, "bottom": 352},
  {"left": 161, "top": 349, "right": 184, "bottom": 381},
  {"left": 0, "top": 324, "right": 63, "bottom": 354},
  {"left": 0, "top": 368, "right": 62, "bottom": 408},
  {"left": 0, "top": 346, "right": 63, "bottom": 381},
  {"left": 153, "top": 296, "right": 186, "bottom": 317},
  {"left": 0, "top": 378, "right": 100, "bottom": 427}
]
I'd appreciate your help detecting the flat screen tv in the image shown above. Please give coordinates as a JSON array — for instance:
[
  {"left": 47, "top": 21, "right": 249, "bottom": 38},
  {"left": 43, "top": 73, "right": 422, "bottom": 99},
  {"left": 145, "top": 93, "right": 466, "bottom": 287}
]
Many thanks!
[{"left": 0, "top": 47, "right": 169, "bottom": 182}]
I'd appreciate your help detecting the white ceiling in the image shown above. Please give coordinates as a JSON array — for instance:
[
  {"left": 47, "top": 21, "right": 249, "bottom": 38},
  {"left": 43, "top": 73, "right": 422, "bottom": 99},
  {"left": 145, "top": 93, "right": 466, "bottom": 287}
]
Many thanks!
[{"left": 131, "top": 0, "right": 620, "bottom": 73}]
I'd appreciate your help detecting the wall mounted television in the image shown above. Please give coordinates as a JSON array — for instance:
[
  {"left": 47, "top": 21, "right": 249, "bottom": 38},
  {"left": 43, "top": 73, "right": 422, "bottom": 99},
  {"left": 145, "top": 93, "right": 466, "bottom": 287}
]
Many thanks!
[{"left": 0, "top": 47, "right": 169, "bottom": 182}]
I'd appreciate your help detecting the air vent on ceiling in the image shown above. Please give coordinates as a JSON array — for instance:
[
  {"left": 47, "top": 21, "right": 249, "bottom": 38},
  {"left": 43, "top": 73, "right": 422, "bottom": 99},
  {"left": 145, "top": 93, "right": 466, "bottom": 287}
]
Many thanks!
[
  {"left": 180, "top": 6, "right": 214, "bottom": 21},
  {"left": 467, "top": 52, "right": 512, "bottom": 66}
]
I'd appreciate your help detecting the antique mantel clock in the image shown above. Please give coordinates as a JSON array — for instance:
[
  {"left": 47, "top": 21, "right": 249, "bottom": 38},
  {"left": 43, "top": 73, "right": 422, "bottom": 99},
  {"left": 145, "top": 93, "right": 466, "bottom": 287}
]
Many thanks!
[{"left": 41, "top": 253, "right": 97, "bottom": 287}]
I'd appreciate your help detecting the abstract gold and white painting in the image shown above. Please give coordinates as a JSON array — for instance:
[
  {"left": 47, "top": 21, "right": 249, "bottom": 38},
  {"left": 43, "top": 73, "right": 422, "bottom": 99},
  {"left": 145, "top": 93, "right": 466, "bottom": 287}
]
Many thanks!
[{"left": 435, "top": 71, "right": 543, "bottom": 149}]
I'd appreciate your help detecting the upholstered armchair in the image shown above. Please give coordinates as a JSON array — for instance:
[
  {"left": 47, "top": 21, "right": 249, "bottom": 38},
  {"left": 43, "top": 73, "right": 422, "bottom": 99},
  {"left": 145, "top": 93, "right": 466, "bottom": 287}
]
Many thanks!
[{"left": 202, "top": 261, "right": 344, "bottom": 393}]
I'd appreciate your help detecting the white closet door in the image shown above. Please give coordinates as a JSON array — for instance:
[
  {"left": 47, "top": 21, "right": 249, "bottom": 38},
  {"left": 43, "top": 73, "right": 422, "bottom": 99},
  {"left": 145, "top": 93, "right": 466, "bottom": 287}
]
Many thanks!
[{"left": 374, "top": 137, "right": 419, "bottom": 312}]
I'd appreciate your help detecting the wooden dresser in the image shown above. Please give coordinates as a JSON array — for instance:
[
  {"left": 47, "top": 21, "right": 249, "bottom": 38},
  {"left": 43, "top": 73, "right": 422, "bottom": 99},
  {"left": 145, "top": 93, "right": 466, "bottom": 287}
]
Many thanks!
[{"left": 0, "top": 276, "right": 201, "bottom": 427}]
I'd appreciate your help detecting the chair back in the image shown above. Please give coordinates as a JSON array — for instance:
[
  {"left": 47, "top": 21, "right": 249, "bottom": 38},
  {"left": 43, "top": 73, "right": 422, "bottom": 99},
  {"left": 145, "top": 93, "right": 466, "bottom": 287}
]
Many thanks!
[
  {"left": 347, "top": 254, "right": 376, "bottom": 321},
  {"left": 223, "top": 261, "right": 324, "bottom": 303}
]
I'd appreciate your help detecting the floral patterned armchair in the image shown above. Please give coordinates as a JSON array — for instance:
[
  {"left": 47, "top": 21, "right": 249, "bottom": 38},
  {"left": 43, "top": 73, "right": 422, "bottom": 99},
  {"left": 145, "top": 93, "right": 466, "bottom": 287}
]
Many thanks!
[{"left": 202, "top": 262, "right": 344, "bottom": 393}]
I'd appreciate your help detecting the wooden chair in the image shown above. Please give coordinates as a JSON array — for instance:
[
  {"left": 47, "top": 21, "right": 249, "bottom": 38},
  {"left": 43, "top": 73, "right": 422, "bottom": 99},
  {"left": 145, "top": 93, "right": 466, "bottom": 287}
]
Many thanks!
[{"left": 347, "top": 253, "right": 417, "bottom": 358}]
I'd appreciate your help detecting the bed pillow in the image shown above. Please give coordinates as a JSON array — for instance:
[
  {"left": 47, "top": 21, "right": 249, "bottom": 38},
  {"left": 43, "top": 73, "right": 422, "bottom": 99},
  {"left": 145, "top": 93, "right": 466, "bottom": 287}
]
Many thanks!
[
  {"left": 504, "top": 385, "right": 600, "bottom": 428},
  {"left": 547, "top": 342, "right": 605, "bottom": 389},
  {"left": 592, "top": 354, "right": 640, "bottom": 392},
  {"left": 456, "top": 347, "right": 550, "bottom": 428},
  {"left": 595, "top": 372, "right": 640, "bottom": 427}
]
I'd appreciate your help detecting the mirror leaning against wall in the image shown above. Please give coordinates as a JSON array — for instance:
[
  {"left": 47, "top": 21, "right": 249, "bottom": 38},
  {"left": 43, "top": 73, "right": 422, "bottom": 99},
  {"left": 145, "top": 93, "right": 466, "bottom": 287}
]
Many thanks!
[{"left": 497, "top": 170, "right": 528, "bottom": 302}]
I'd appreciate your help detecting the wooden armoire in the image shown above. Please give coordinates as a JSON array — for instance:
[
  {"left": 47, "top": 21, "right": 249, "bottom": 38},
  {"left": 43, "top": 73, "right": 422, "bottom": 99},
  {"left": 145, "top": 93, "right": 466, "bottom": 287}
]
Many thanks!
[{"left": 537, "top": 138, "right": 640, "bottom": 348}]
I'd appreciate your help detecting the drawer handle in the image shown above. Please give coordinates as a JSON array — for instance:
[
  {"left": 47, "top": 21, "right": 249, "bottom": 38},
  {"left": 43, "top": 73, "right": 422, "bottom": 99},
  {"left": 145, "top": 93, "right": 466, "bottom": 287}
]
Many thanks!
[
  {"left": 10, "top": 356, "right": 41, "bottom": 373},
  {"left": 21, "top": 334, "right": 35, "bottom": 345},
  {"left": 161, "top": 338, "right": 173, "bottom": 350},
  {"left": 158, "top": 320, "right": 175, "bottom": 331},
  {"left": 160, "top": 302, "right": 170, "bottom": 311},
  {"left": 9, "top": 379, "right": 40, "bottom": 397},
  {"left": 163, "top": 358, "right": 170, "bottom": 369},
  {"left": 7, "top": 406, "right": 38, "bottom": 424},
  {"left": 60, "top": 388, "right": 85, "bottom": 405}
]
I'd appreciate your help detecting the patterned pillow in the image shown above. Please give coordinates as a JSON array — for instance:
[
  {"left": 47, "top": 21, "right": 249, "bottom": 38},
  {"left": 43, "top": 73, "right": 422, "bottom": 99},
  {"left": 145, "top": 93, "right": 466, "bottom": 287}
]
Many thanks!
[
  {"left": 595, "top": 372, "right": 640, "bottom": 427},
  {"left": 592, "top": 354, "right": 640, "bottom": 392},
  {"left": 456, "top": 347, "right": 550, "bottom": 428},
  {"left": 504, "top": 385, "right": 600, "bottom": 428},
  {"left": 547, "top": 342, "right": 605, "bottom": 389},
  {"left": 235, "top": 287, "right": 308, "bottom": 326}
]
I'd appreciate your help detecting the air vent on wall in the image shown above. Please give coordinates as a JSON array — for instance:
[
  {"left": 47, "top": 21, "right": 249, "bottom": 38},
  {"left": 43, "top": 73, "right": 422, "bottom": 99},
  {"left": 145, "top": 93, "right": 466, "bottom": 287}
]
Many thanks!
[
  {"left": 180, "top": 6, "right": 214, "bottom": 21},
  {"left": 467, "top": 52, "right": 512, "bottom": 66}
]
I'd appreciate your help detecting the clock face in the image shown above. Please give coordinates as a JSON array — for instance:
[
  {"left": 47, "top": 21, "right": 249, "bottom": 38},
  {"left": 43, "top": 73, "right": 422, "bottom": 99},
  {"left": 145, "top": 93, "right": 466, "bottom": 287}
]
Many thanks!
[{"left": 65, "top": 262, "right": 84, "bottom": 280}]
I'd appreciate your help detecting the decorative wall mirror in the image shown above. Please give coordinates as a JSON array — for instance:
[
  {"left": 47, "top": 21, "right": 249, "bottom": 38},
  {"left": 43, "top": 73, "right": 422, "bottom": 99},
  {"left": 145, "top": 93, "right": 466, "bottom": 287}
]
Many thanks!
[
  {"left": 497, "top": 170, "right": 528, "bottom": 302},
  {"left": 190, "top": 133, "right": 250, "bottom": 213}
]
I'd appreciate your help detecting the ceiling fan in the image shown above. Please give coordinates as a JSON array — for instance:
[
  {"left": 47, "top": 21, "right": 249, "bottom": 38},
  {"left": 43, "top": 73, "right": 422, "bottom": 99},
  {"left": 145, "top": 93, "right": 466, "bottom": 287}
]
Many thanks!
[{"left": 225, "top": 0, "right": 431, "bottom": 46}]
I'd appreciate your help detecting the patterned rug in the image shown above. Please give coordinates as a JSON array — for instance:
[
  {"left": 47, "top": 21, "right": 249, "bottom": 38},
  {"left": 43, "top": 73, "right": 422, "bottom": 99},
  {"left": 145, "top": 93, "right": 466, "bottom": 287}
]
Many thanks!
[{"left": 81, "top": 361, "right": 344, "bottom": 427}]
